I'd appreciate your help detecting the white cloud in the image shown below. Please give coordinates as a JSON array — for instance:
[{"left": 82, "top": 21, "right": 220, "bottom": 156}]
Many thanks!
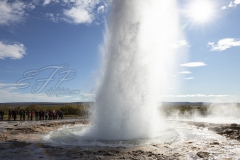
[
  {"left": 0, "top": 0, "right": 26, "bottom": 25},
  {"left": 222, "top": 0, "right": 240, "bottom": 9},
  {"left": 44, "top": 0, "right": 107, "bottom": 24},
  {"left": 185, "top": 77, "right": 194, "bottom": 80},
  {"left": 0, "top": 83, "right": 17, "bottom": 88},
  {"left": 0, "top": 82, "right": 93, "bottom": 102},
  {"left": 0, "top": 1, "right": 36, "bottom": 26},
  {"left": 221, "top": 6, "right": 227, "bottom": 9},
  {"left": 228, "top": 0, "right": 240, "bottom": 8},
  {"left": 0, "top": 0, "right": 107, "bottom": 25},
  {"left": 179, "top": 71, "right": 191, "bottom": 74},
  {"left": 43, "top": 0, "right": 59, "bottom": 6},
  {"left": 0, "top": 83, "right": 27, "bottom": 89},
  {"left": 163, "top": 94, "right": 232, "bottom": 98},
  {"left": 63, "top": 6, "right": 93, "bottom": 24},
  {"left": 0, "top": 41, "right": 26, "bottom": 60},
  {"left": 180, "top": 62, "right": 207, "bottom": 67},
  {"left": 208, "top": 38, "right": 240, "bottom": 51},
  {"left": 0, "top": 89, "right": 68, "bottom": 102},
  {"left": 43, "top": 0, "right": 51, "bottom": 6},
  {"left": 173, "top": 39, "right": 190, "bottom": 49},
  {"left": 97, "top": 5, "right": 105, "bottom": 13},
  {"left": 45, "top": 13, "right": 60, "bottom": 22},
  {"left": 63, "top": 0, "right": 102, "bottom": 24}
]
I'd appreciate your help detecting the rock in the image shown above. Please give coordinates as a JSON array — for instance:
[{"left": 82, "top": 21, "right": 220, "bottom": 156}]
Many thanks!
[
  {"left": 210, "top": 127, "right": 222, "bottom": 132},
  {"left": 224, "top": 129, "right": 233, "bottom": 134},
  {"left": 103, "top": 152, "right": 115, "bottom": 156},
  {"left": 230, "top": 123, "right": 238, "bottom": 127},
  {"left": 210, "top": 141, "right": 219, "bottom": 145},
  {"left": 93, "top": 155, "right": 103, "bottom": 160},
  {"left": 197, "top": 152, "right": 210, "bottom": 158}
]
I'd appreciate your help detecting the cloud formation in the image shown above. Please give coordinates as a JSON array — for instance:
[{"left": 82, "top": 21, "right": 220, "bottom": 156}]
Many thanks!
[
  {"left": 185, "top": 77, "right": 194, "bottom": 80},
  {"left": 43, "top": 0, "right": 59, "bottom": 6},
  {"left": 173, "top": 39, "right": 190, "bottom": 49},
  {"left": 0, "top": 82, "right": 93, "bottom": 102},
  {"left": 0, "top": 0, "right": 107, "bottom": 25},
  {"left": 222, "top": 0, "right": 240, "bottom": 9},
  {"left": 208, "top": 38, "right": 240, "bottom": 51},
  {"left": 0, "top": 41, "right": 26, "bottom": 60},
  {"left": 180, "top": 62, "right": 207, "bottom": 67},
  {"left": 163, "top": 94, "right": 232, "bottom": 98},
  {"left": 43, "top": 0, "right": 107, "bottom": 24},
  {"left": 229, "top": 0, "right": 240, "bottom": 7},
  {"left": 179, "top": 71, "right": 191, "bottom": 74},
  {"left": 63, "top": 0, "right": 106, "bottom": 24},
  {"left": 0, "top": 0, "right": 26, "bottom": 25}
]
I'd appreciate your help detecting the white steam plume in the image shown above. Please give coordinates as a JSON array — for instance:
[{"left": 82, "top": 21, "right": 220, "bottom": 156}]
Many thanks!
[{"left": 88, "top": 0, "right": 185, "bottom": 140}]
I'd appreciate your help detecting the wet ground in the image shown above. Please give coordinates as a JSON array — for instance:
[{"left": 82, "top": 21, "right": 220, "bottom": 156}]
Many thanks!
[{"left": 0, "top": 119, "right": 240, "bottom": 159}]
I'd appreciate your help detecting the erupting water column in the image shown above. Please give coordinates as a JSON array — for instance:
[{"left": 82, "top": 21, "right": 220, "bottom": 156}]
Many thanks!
[{"left": 90, "top": 0, "right": 183, "bottom": 140}]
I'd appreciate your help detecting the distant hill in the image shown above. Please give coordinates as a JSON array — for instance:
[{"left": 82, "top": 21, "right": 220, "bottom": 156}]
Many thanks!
[
  {"left": 0, "top": 102, "right": 94, "bottom": 108},
  {"left": 0, "top": 102, "right": 239, "bottom": 108},
  {"left": 161, "top": 102, "right": 240, "bottom": 107}
]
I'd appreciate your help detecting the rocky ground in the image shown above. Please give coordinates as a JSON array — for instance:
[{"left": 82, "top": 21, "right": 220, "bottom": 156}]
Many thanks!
[
  {"left": 185, "top": 121, "right": 240, "bottom": 142},
  {"left": 0, "top": 120, "right": 240, "bottom": 159},
  {"left": 0, "top": 119, "right": 88, "bottom": 141}
]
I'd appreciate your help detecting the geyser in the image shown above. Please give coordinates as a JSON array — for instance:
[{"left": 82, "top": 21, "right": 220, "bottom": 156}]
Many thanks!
[{"left": 90, "top": 0, "right": 184, "bottom": 140}]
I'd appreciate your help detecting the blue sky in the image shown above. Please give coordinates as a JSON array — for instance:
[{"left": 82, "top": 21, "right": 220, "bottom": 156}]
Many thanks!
[{"left": 0, "top": 0, "right": 240, "bottom": 103}]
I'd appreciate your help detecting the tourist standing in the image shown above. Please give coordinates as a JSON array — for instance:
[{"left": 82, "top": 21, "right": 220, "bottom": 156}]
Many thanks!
[
  {"left": 45, "top": 111, "right": 48, "bottom": 120},
  {"left": 26, "top": 110, "right": 30, "bottom": 120},
  {"left": 0, "top": 110, "right": 4, "bottom": 120},
  {"left": 19, "top": 109, "right": 23, "bottom": 121},
  {"left": 12, "top": 109, "right": 17, "bottom": 121},
  {"left": 49, "top": 110, "right": 53, "bottom": 120},
  {"left": 23, "top": 110, "right": 26, "bottom": 121},
  {"left": 42, "top": 110, "right": 45, "bottom": 120},
  {"left": 30, "top": 110, "right": 34, "bottom": 121},
  {"left": 39, "top": 110, "right": 42, "bottom": 120},
  {"left": 35, "top": 110, "right": 39, "bottom": 121},
  {"left": 8, "top": 109, "right": 12, "bottom": 121}
]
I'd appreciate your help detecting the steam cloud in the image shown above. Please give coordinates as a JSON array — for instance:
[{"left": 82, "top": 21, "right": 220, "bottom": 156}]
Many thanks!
[{"left": 87, "top": 0, "right": 185, "bottom": 140}]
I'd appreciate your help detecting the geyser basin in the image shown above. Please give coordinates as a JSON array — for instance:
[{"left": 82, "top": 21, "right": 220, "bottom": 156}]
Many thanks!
[
  {"left": 44, "top": 123, "right": 180, "bottom": 147},
  {"left": 44, "top": 121, "right": 238, "bottom": 145},
  {"left": 44, "top": 121, "right": 240, "bottom": 159}
]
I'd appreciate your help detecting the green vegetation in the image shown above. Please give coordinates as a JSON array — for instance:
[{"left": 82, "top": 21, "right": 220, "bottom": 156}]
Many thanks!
[
  {"left": 162, "top": 105, "right": 209, "bottom": 117},
  {"left": 0, "top": 103, "right": 90, "bottom": 117},
  {"left": 162, "top": 104, "right": 240, "bottom": 118}
]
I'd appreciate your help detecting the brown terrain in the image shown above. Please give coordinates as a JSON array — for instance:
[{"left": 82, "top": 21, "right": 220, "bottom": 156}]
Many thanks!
[{"left": 0, "top": 119, "right": 240, "bottom": 159}]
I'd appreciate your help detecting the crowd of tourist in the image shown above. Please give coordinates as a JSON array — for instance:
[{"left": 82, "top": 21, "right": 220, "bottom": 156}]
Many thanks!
[{"left": 0, "top": 109, "right": 64, "bottom": 121}]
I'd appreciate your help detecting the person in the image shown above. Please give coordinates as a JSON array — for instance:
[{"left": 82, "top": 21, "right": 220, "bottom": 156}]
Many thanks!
[
  {"left": 30, "top": 110, "right": 34, "bottom": 121},
  {"left": 19, "top": 109, "right": 23, "bottom": 121},
  {"left": 26, "top": 110, "right": 30, "bottom": 120},
  {"left": 0, "top": 110, "right": 4, "bottom": 120},
  {"left": 59, "top": 111, "right": 64, "bottom": 119},
  {"left": 8, "top": 109, "right": 12, "bottom": 121},
  {"left": 12, "top": 109, "right": 17, "bottom": 121},
  {"left": 39, "top": 110, "right": 42, "bottom": 120},
  {"left": 45, "top": 111, "right": 48, "bottom": 120},
  {"left": 49, "top": 110, "right": 53, "bottom": 120},
  {"left": 35, "top": 110, "right": 39, "bottom": 121},
  {"left": 55, "top": 111, "right": 58, "bottom": 120},
  {"left": 42, "top": 110, "right": 45, "bottom": 120},
  {"left": 22, "top": 110, "right": 26, "bottom": 121},
  {"left": 53, "top": 110, "right": 56, "bottom": 120}
]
